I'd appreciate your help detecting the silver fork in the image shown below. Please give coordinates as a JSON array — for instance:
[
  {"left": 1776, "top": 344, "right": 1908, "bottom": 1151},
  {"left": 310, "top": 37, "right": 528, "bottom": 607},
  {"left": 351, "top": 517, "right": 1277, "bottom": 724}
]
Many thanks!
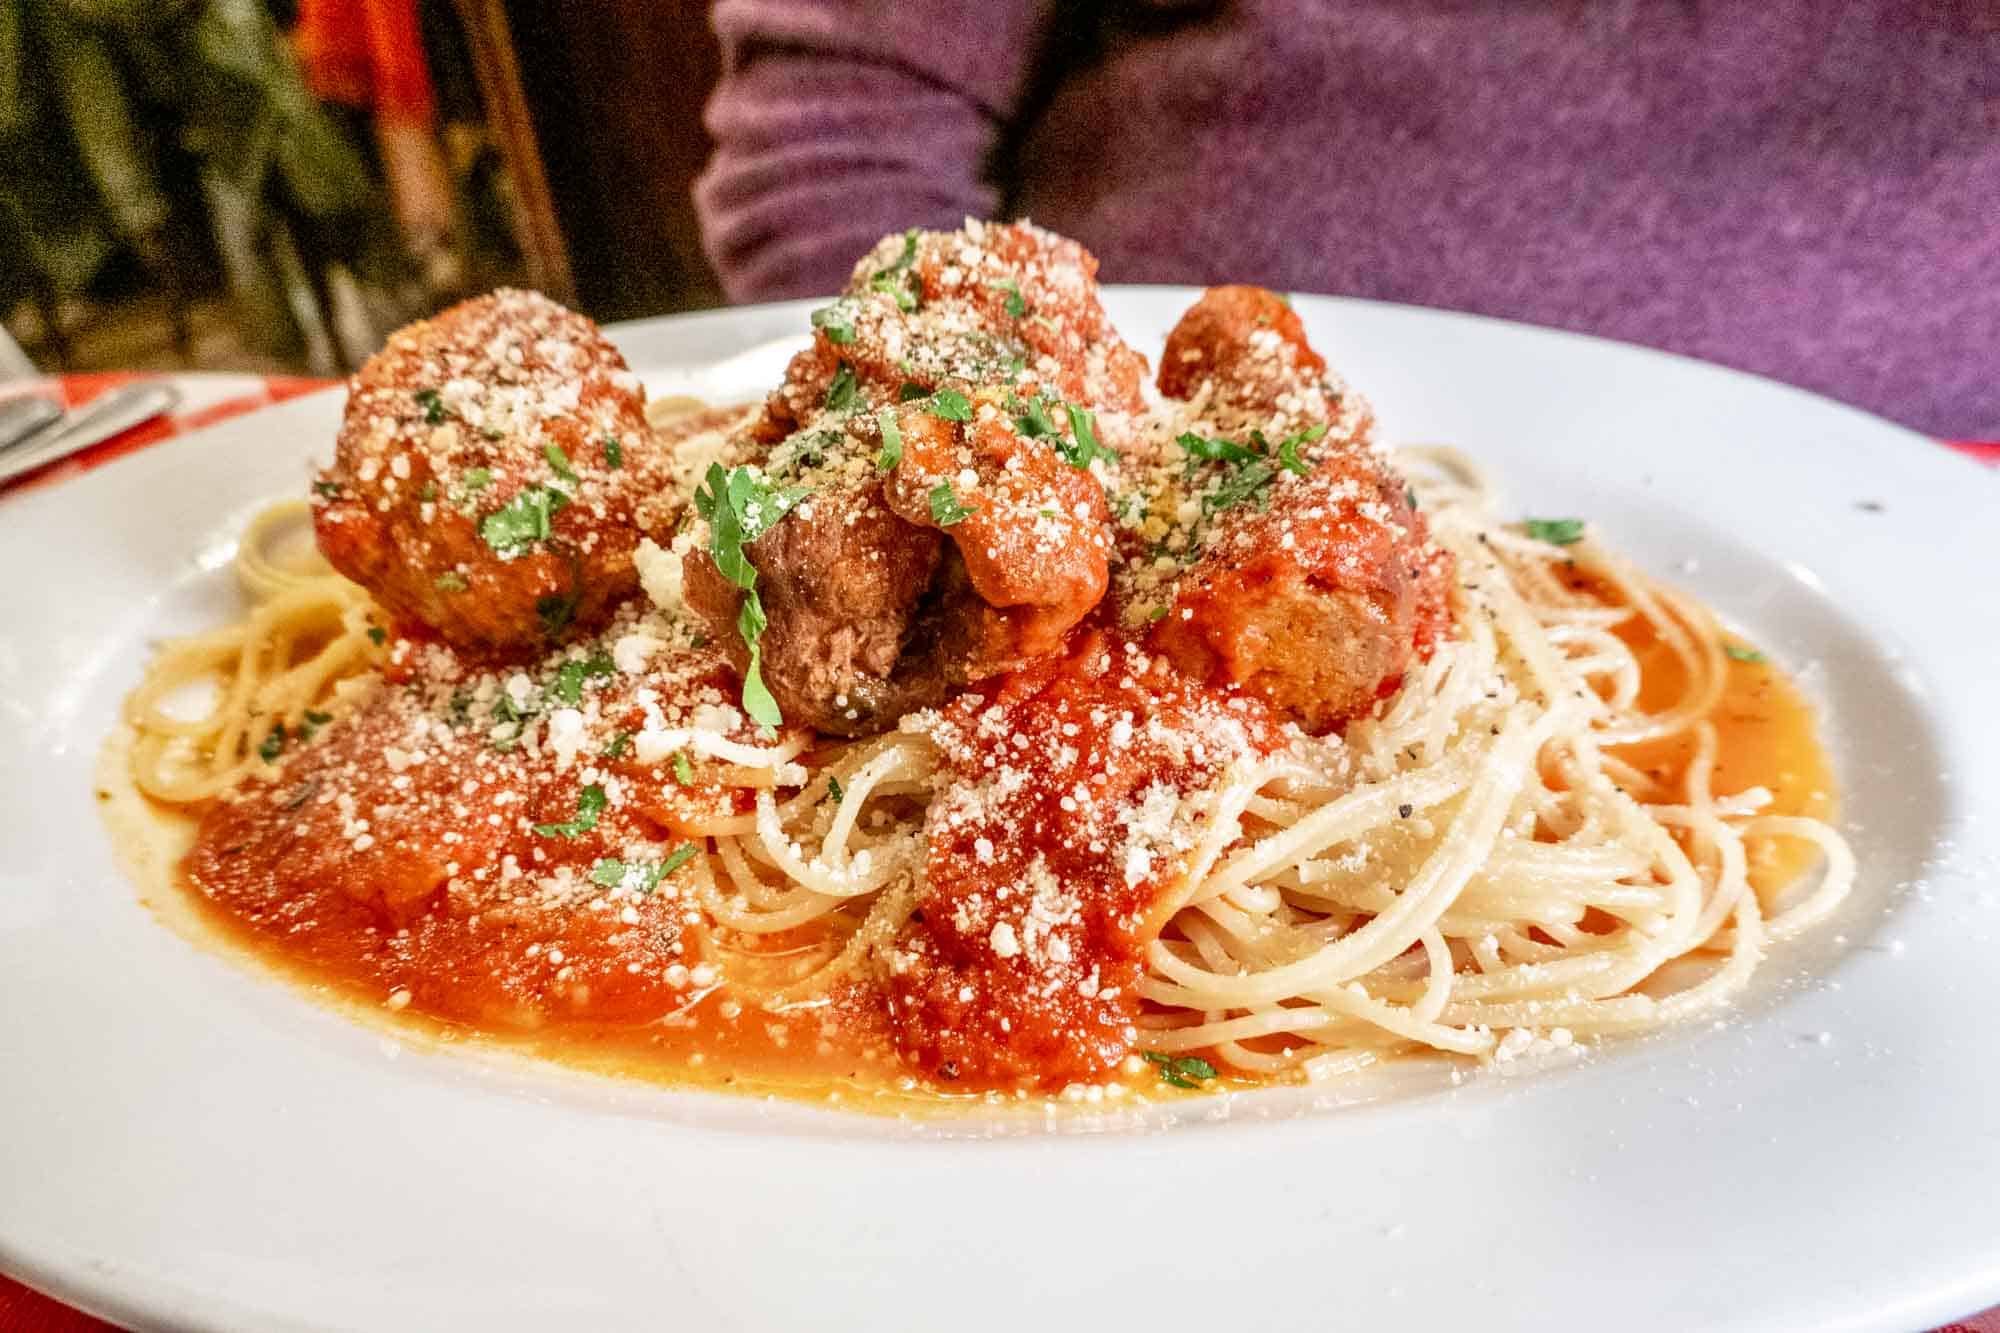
[{"left": 0, "top": 382, "right": 181, "bottom": 486}]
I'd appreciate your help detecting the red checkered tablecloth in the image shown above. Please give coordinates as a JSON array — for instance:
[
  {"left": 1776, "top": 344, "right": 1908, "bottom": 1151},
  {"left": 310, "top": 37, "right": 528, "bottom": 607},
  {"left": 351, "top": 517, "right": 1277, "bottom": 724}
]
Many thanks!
[{"left": 1, "top": 373, "right": 1995, "bottom": 1328}]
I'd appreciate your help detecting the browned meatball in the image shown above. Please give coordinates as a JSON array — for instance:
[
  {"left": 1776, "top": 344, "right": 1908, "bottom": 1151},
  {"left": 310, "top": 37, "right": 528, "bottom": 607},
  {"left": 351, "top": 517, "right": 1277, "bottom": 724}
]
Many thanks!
[
  {"left": 682, "top": 484, "right": 947, "bottom": 731},
  {"left": 1156, "top": 284, "right": 1367, "bottom": 435},
  {"left": 1125, "top": 286, "right": 1453, "bottom": 733},
  {"left": 312, "top": 291, "right": 672, "bottom": 658},
  {"left": 682, "top": 222, "right": 1141, "bottom": 734},
  {"left": 880, "top": 390, "right": 1113, "bottom": 678}
]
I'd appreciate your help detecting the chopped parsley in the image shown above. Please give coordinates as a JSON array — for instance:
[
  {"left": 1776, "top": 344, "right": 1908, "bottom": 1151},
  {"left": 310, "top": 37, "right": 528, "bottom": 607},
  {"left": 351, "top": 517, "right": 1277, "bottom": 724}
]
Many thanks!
[
  {"left": 1203, "top": 460, "right": 1276, "bottom": 515},
  {"left": 825, "top": 775, "right": 844, "bottom": 804},
  {"left": 1013, "top": 392, "right": 1060, "bottom": 440},
  {"left": 603, "top": 435, "right": 623, "bottom": 469},
  {"left": 433, "top": 571, "right": 468, "bottom": 592},
  {"left": 672, "top": 751, "right": 695, "bottom": 785},
  {"left": 1141, "top": 1050, "right": 1218, "bottom": 1090},
  {"left": 601, "top": 730, "right": 633, "bottom": 758},
  {"left": 826, "top": 362, "right": 860, "bottom": 413},
  {"left": 867, "top": 228, "right": 921, "bottom": 310},
  {"left": 928, "top": 388, "right": 972, "bottom": 422},
  {"left": 810, "top": 302, "right": 855, "bottom": 345},
  {"left": 1146, "top": 604, "right": 1171, "bottom": 623},
  {"left": 366, "top": 627, "right": 387, "bottom": 646},
  {"left": 1724, "top": 643, "right": 1768, "bottom": 664},
  {"left": 871, "top": 269, "right": 920, "bottom": 312},
  {"left": 1405, "top": 485, "right": 1419, "bottom": 510},
  {"left": 544, "top": 442, "right": 579, "bottom": 485},
  {"left": 550, "top": 651, "right": 615, "bottom": 705},
  {"left": 479, "top": 486, "right": 568, "bottom": 557},
  {"left": 659, "top": 843, "right": 700, "bottom": 877},
  {"left": 1524, "top": 517, "right": 1586, "bottom": 546},
  {"left": 534, "top": 783, "right": 606, "bottom": 839},
  {"left": 876, "top": 408, "right": 903, "bottom": 471},
  {"left": 693, "top": 463, "right": 810, "bottom": 729},
  {"left": 312, "top": 479, "right": 340, "bottom": 499},
  {"left": 1057, "top": 404, "right": 1117, "bottom": 469},
  {"left": 928, "top": 386, "right": 976, "bottom": 418},
  {"left": 1275, "top": 423, "right": 1326, "bottom": 476},
  {"left": 413, "top": 387, "right": 448, "bottom": 424},
  {"left": 301, "top": 709, "right": 333, "bottom": 737},
  {"left": 1175, "top": 431, "right": 1259, "bottom": 468},
  {"left": 418, "top": 480, "right": 437, "bottom": 502},
  {"left": 929, "top": 482, "right": 975, "bottom": 526},
  {"left": 898, "top": 381, "right": 929, "bottom": 402},
  {"left": 257, "top": 724, "right": 287, "bottom": 763},
  {"left": 461, "top": 467, "right": 493, "bottom": 493},
  {"left": 589, "top": 857, "right": 664, "bottom": 893},
  {"left": 991, "top": 277, "right": 1028, "bottom": 319}
]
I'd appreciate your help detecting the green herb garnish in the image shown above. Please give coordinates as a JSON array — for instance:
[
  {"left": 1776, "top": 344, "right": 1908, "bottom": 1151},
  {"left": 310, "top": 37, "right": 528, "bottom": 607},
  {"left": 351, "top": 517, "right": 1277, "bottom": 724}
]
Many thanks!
[
  {"left": 929, "top": 482, "right": 974, "bottom": 526},
  {"left": 434, "top": 571, "right": 468, "bottom": 592},
  {"left": 810, "top": 303, "right": 855, "bottom": 345},
  {"left": 366, "top": 627, "right": 387, "bottom": 646},
  {"left": 479, "top": 486, "right": 568, "bottom": 557},
  {"left": 550, "top": 651, "right": 615, "bottom": 705},
  {"left": 1203, "top": 460, "right": 1276, "bottom": 515},
  {"left": 826, "top": 362, "right": 860, "bottom": 413},
  {"left": 659, "top": 843, "right": 700, "bottom": 877},
  {"left": 1724, "top": 643, "right": 1768, "bottom": 664},
  {"left": 603, "top": 435, "right": 623, "bottom": 469},
  {"left": 876, "top": 408, "right": 903, "bottom": 472},
  {"left": 413, "top": 388, "right": 448, "bottom": 424},
  {"left": 1275, "top": 423, "right": 1326, "bottom": 477},
  {"left": 1175, "top": 432, "right": 1258, "bottom": 468},
  {"left": 991, "top": 277, "right": 1028, "bottom": 319},
  {"left": 461, "top": 467, "right": 493, "bottom": 493},
  {"left": 544, "top": 442, "right": 579, "bottom": 485},
  {"left": 1141, "top": 1050, "right": 1218, "bottom": 1090},
  {"left": 1057, "top": 404, "right": 1116, "bottom": 469},
  {"left": 693, "top": 463, "right": 811, "bottom": 729},
  {"left": 898, "top": 382, "right": 929, "bottom": 402},
  {"left": 534, "top": 783, "right": 607, "bottom": 839},
  {"left": 312, "top": 479, "right": 341, "bottom": 499},
  {"left": 1524, "top": 517, "right": 1586, "bottom": 546},
  {"left": 1013, "top": 392, "right": 1060, "bottom": 440},
  {"left": 672, "top": 751, "right": 694, "bottom": 785},
  {"left": 826, "top": 776, "right": 844, "bottom": 804},
  {"left": 928, "top": 388, "right": 972, "bottom": 422},
  {"left": 257, "top": 724, "right": 286, "bottom": 763},
  {"left": 601, "top": 730, "right": 633, "bottom": 759}
]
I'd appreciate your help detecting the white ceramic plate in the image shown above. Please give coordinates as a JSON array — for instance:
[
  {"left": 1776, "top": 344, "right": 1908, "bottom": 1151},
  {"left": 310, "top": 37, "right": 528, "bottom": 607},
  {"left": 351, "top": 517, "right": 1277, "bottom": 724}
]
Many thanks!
[{"left": 3, "top": 293, "right": 1997, "bottom": 1333}]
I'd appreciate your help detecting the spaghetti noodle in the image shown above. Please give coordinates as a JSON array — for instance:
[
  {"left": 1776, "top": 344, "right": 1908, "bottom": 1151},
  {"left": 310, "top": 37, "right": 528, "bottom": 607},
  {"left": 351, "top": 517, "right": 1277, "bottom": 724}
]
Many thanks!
[{"left": 115, "top": 441, "right": 1851, "bottom": 1094}]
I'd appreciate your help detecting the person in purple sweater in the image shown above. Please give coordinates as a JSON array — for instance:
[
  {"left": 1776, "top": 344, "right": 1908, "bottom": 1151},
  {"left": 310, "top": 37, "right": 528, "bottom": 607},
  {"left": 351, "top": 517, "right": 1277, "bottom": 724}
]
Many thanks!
[{"left": 695, "top": 1, "right": 1999, "bottom": 438}]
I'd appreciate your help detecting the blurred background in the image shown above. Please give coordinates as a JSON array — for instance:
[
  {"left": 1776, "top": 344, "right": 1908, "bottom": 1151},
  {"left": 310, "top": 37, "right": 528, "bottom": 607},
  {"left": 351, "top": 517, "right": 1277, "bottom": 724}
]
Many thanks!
[{"left": 1, "top": 0, "right": 722, "bottom": 378}]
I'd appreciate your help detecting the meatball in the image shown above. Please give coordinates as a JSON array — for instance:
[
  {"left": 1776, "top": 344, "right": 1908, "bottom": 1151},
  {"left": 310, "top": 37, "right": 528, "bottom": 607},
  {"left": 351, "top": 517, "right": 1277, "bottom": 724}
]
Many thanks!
[
  {"left": 1155, "top": 284, "right": 1370, "bottom": 438},
  {"left": 880, "top": 390, "right": 1113, "bottom": 677},
  {"left": 681, "top": 222, "right": 1142, "bottom": 734},
  {"left": 682, "top": 484, "right": 947, "bottom": 732},
  {"left": 1133, "top": 286, "right": 1453, "bottom": 733},
  {"left": 312, "top": 290, "right": 672, "bottom": 659},
  {"left": 1149, "top": 450, "right": 1452, "bottom": 732}
]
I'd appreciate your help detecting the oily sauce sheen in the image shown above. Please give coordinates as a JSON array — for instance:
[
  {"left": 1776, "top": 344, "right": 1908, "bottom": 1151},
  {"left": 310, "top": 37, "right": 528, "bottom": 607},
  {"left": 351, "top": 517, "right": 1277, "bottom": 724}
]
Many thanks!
[{"left": 166, "top": 608, "right": 1836, "bottom": 1107}]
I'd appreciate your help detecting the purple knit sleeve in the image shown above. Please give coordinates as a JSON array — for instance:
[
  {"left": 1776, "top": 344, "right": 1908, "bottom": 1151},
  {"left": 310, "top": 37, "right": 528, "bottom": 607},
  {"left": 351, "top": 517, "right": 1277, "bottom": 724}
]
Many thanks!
[{"left": 696, "top": 0, "right": 1054, "bottom": 302}]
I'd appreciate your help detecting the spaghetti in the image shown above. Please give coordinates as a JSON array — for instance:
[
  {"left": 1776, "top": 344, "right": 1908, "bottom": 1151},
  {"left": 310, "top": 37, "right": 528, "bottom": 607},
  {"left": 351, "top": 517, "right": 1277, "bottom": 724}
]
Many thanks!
[{"left": 116, "top": 441, "right": 1851, "bottom": 1094}]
